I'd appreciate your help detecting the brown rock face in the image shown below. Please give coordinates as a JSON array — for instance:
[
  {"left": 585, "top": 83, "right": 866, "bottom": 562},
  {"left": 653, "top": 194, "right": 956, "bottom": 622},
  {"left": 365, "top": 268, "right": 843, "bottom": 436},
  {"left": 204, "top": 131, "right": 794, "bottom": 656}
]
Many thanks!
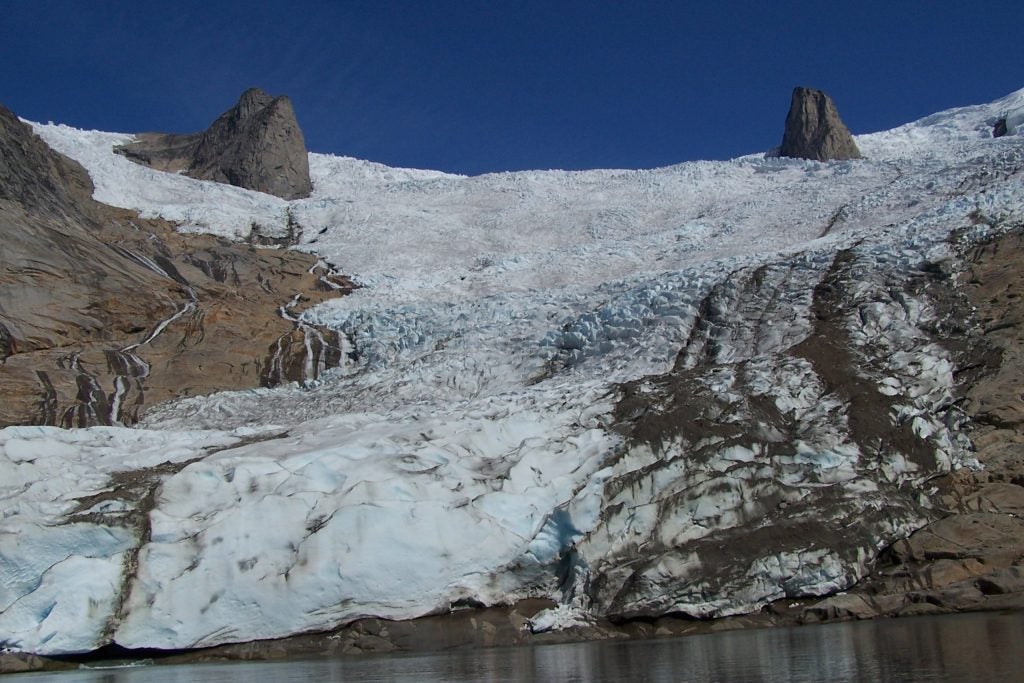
[
  {"left": 0, "top": 103, "right": 179, "bottom": 366},
  {"left": 0, "top": 102, "right": 352, "bottom": 428},
  {"left": 779, "top": 87, "right": 862, "bottom": 161},
  {"left": 116, "top": 88, "right": 313, "bottom": 200},
  {"left": 804, "top": 227, "right": 1024, "bottom": 623}
]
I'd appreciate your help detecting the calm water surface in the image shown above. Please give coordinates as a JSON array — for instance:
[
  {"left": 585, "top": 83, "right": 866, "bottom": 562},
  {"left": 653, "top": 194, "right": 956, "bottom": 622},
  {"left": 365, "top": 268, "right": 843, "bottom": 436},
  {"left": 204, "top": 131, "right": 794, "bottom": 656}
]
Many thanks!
[{"left": 11, "top": 611, "right": 1024, "bottom": 682}]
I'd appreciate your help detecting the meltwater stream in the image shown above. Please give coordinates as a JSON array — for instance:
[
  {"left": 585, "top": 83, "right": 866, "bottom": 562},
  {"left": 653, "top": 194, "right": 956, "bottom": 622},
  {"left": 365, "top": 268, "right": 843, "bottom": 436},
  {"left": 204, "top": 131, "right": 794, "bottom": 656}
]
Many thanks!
[{"left": 12, "top": 611, "right": 1024, "bottom": 682}]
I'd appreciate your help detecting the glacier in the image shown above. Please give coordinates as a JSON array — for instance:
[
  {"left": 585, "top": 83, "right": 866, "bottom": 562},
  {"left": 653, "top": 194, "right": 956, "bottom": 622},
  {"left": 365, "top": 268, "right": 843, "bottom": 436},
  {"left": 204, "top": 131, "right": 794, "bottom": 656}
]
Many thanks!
[{"left": 2, "top": 88, "right": 1023, "bottom": 655}]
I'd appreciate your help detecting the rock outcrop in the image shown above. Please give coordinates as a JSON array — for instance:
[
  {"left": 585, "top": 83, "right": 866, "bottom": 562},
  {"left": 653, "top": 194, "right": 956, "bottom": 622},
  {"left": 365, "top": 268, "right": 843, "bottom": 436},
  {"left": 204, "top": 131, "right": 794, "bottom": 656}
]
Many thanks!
[
  {"left": 779, "top": 87, "right": 862, "bottom": 161},
  {"left": 115, "top": 88, "right": 313, "bottom": 199},
  {"left": 0, "top": 102, "right": 351, "bottom": 428},
  {"left": 994, "top": 117, "right": 1008, "bottom": 138},
  {"left": 805, "top": 227, "right": 1024, "bottom": 622}
]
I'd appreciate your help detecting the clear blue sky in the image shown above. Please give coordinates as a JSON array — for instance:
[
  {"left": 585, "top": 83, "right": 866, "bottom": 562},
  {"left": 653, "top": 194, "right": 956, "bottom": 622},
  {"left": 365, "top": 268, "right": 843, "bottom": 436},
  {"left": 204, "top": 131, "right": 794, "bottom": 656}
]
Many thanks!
[{"left": 2, "top": 1, "right": 1021, "bottom": 175}]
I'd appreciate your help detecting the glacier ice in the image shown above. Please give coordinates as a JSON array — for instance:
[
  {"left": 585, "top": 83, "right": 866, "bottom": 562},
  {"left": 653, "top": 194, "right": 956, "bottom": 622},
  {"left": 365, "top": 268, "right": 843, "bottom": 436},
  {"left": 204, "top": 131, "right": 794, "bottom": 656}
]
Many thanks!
[{"left": 2, "top": 88, "right": 1023, "bottom": 654}]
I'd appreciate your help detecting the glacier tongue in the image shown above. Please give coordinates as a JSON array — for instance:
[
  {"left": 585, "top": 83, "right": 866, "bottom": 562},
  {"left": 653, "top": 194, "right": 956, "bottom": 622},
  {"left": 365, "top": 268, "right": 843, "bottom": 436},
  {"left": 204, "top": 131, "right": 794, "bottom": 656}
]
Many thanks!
[
  {"left": 2, "top": 89, "right": 1024, "bottom": 654},
  {"left": 115, "top": 389, "right": 618, "bottom": 649},
  {"left": 0, "top": 426, "right": 247, "bottom": 653}
]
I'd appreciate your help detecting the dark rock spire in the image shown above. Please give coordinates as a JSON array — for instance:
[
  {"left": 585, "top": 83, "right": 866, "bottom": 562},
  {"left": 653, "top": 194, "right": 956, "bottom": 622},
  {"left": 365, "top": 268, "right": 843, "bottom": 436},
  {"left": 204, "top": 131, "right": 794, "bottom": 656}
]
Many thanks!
[{"left": 779, "top": 87, "right": 862, "bottom": 161}]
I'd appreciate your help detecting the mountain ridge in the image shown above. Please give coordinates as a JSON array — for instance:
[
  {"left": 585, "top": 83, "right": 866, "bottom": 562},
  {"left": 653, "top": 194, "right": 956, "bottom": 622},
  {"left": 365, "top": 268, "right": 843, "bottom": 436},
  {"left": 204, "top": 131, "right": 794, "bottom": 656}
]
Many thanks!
[{"left": 1, "top": 88, "right": 1023, "bottom": 667}]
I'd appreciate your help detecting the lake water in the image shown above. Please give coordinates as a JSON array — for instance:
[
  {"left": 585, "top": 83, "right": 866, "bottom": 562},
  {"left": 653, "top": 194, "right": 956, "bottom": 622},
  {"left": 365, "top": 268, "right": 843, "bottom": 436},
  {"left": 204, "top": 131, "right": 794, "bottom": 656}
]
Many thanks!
[{"left": 10, "top": 611, "right": 1024, "bottom": 682}]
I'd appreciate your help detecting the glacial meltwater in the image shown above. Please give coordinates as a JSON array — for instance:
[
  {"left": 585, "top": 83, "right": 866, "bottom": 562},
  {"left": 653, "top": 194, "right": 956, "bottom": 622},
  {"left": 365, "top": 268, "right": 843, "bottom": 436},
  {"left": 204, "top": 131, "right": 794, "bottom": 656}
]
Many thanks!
[{"left": 9, "top": 611, "right": 1024, "bottom": 682}]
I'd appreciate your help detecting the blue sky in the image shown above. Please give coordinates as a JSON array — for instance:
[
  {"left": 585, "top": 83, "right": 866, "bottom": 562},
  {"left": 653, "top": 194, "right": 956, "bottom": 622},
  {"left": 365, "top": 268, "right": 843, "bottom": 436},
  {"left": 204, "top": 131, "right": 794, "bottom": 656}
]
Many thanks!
[{"left": 2, "top": 1, "right": 1021, "bottom": 175}]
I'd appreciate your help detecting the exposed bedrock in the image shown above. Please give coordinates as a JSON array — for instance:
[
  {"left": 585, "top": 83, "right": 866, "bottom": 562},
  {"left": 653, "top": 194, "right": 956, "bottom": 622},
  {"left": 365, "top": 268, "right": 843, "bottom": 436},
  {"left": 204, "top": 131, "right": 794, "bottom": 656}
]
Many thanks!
[
  {"left": 806, "top": 227, "right": 1024, "bottom": 622},
  {"left": 779, "top": 87, "right": 862, "bottom": 161},
  {"left": 0, "top": 102, "right": 353, "bottom": 427},
  {"left": 115, "top": 88, "right": 313, "bottom": 200}
]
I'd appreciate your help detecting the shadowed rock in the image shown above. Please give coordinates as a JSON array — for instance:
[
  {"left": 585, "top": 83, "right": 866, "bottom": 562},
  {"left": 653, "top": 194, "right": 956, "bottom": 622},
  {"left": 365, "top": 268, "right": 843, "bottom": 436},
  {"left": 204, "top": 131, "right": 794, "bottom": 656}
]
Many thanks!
[
  {"left": 779, "top": 87, "right": 862, "bottom": 161},
  {"left": 116, "top": 88, "right": 312, "bottom": 200}
]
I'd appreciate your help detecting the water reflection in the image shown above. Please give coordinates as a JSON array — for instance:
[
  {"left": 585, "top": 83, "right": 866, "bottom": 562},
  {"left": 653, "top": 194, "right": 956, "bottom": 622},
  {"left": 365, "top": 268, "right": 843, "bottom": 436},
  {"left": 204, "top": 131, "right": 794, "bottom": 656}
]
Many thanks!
[{"left": 11, "top": 611, "right": 1024, "bottom": 682}]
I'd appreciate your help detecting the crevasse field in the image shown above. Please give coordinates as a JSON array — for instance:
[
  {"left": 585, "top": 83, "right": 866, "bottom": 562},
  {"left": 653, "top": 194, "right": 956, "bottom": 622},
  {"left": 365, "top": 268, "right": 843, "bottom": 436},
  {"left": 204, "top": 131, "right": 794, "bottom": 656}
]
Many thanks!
[{"left": 1, "top": 90, "right": 1023, "bottom": 654}]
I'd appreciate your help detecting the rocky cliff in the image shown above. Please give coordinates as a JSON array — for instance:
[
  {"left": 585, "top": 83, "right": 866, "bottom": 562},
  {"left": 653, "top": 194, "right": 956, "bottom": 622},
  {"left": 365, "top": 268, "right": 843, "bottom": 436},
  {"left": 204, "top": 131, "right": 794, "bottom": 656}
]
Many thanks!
[
  {"left": 779, "top": 87, "right": 862, "bottom": 161},
  {"left": 0, "top": 103, "right": 351, "bottom": 428},
  {"left": 805, "top": 227, "right": 1024, "bottom": 622},
  {"left": 115, "top": 88, "right": 313, "bottom": 200}
]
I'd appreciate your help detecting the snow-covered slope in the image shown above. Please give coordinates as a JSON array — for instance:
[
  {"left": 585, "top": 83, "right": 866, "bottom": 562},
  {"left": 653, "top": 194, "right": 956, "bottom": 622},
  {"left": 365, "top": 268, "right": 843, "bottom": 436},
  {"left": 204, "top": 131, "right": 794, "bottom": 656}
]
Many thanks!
[{"left": 2, "top": 89, "right": 1023, "bottom": 654}]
